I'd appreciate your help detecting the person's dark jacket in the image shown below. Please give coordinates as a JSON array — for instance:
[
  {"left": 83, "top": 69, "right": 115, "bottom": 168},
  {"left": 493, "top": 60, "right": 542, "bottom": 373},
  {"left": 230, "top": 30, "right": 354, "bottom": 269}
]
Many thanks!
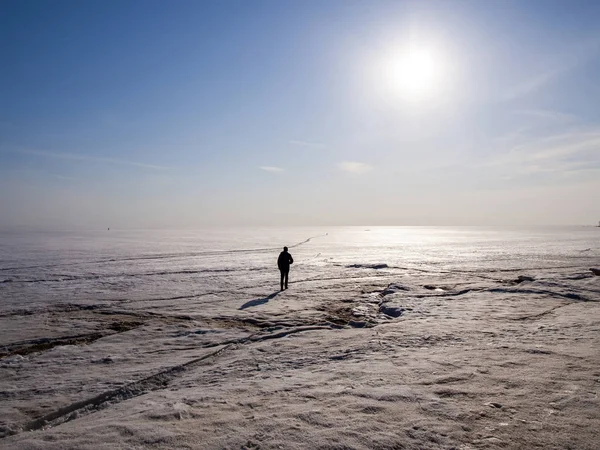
[{"left": 277, "top": 251, "right": 293, "bottom": 271}]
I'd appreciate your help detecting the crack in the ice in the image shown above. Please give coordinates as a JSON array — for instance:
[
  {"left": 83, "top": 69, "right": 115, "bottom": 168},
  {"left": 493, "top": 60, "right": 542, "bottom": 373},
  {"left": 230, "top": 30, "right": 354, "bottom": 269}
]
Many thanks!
[
  {"left": 288, "top": 233, "right": 328, "bottom": 249},
  {"left": 3, "top": 323, "right": 336, "bottom": 438},
  {"left": 115, "top": 291, "right": 232, "bottom": 305},
  {"left": 4, "top": 268, "right": 238, "bottom": 284},
  {"left": 0, "top": 333, "right": 106, "bottom": 359},
  {"left": 454, "top": 265, "right": 587, "bottom": 274},
  {"left": 487, "top": 287, "right": 591, "bottom": 302},
  {"left": 413, "top": 288, "right": 480, "bottom": 299},
  {"left": 0, "top": 233, "right": 327, "bottom": 273},
  {"left": 511, "top": 303, "right": 572, "bottom": 321},
  {"left": 296, "top": 274, "right": 392, "bottom": 284},
  {"left": 0, "top": 321, "right": 144, "bottom": 359},
  {"left": 9, "top": 344, "right": 233, "bottom": 437},
  {"left": 0, "top": 303, "right": 107, "bottom": 318}
]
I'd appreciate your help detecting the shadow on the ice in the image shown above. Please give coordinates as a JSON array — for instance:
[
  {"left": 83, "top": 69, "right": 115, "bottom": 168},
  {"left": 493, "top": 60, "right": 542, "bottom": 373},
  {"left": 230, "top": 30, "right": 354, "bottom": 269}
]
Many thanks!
[{"left": 239, "top": 291, "right": 280, "bottom": 310}]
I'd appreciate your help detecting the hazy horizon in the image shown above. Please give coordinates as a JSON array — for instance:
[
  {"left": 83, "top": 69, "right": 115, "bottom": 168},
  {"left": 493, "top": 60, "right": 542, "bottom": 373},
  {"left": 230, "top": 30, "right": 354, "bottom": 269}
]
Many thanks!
[
  {"left": 1, "top": 224, "right": 598, "bottom": 235},
  {"left": 2, "top": 0, "right": 600, "bottom": 229}
]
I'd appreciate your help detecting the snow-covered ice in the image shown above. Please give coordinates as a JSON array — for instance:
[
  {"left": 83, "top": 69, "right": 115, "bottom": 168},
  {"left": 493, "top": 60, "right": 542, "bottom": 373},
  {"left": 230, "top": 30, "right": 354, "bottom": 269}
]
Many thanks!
[{"left": 1, "top": 226, "right": 599, "bottom": 449}]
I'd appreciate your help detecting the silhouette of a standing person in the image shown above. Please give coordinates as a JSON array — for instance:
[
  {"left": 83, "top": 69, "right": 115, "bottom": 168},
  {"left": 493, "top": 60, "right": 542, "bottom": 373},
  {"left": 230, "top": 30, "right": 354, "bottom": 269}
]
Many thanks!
[{"left": 277, "top": 246, "right": 294, "bottom": 290}]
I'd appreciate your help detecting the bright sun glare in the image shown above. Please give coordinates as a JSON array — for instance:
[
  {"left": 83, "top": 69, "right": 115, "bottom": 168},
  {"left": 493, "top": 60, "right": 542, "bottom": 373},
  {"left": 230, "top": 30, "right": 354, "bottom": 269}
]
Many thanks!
[{"left": 383, "top": 45, "right": 442, "bottom": 101}]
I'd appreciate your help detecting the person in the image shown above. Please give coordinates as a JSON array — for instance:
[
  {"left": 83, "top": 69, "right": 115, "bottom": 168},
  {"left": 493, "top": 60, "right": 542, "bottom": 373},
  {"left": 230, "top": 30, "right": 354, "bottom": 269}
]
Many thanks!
[{"left": 277, "top": 246, "right": 294, "bottom": 290}]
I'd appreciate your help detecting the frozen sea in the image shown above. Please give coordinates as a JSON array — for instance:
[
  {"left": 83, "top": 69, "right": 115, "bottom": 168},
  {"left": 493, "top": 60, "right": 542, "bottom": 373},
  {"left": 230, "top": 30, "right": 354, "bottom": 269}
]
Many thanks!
[
  {"left": 1, "top": 227, "right": 599, "bottom": 449},
  {"left": 1, "top": 226, "right": 598, "bottom": 309}
]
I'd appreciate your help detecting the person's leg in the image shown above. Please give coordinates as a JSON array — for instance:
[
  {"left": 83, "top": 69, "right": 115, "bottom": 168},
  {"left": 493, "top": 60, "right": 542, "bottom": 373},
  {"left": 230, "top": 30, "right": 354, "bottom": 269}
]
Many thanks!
[
  {"left": 280, "top": 270, "right": 284, "bottom": 290},
  {"left": 284, "top": 269, "right": 289, "bottom": 289}
]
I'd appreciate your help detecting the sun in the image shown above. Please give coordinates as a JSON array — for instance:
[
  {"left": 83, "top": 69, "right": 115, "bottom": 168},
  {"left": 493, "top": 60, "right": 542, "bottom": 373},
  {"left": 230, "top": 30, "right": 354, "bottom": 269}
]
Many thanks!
[
  {"left": 396, "top": 48, "right": 436, "bottom": 94},
  {"left": 383, "top": 45, "right": 442, "bottom": 101}
]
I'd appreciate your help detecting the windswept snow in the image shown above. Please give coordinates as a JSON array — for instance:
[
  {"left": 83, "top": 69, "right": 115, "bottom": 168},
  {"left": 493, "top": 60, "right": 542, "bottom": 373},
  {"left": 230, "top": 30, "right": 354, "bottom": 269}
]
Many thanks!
[{"left": 1, "top": 227, "right": 599, "bottom": 449}]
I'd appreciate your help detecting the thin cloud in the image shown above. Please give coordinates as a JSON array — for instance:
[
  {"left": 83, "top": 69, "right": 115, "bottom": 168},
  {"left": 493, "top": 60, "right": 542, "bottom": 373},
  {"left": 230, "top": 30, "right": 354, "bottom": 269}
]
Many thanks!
[
  {"left": 501, "top": 68, "right": 561, "bottom": 102},
  {"left": 259, "top": 166, "right": 284, "bottom": 172},
  {"left": 289, "top": 140, "right": 326, "bottom": 149},
  {"left": 513, "top": 131, "right": 600, "bottom": 161},
  {"left": 501, "top": 36, "right": 600, "bottom": 102},
  {"left": 496, "top": 110, "right": 577, "bottom": 149},
  {"left": 338, "top": 161, "right": 373, "bottom": 174},
  {"left": 511, "top": 109, "right": 576, "bottom": 123},
  {"left": 485, "top": 128, "right": 600, "bottom": 177},
  {"left": 17, "top": 149, "right": 168, "bottom": 170}
]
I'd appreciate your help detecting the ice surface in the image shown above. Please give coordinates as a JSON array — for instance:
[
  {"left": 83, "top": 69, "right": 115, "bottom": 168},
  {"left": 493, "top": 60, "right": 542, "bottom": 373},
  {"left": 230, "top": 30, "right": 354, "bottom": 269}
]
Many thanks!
[{"left": 1, "top": 226, "right": 599, "bottom": 449}]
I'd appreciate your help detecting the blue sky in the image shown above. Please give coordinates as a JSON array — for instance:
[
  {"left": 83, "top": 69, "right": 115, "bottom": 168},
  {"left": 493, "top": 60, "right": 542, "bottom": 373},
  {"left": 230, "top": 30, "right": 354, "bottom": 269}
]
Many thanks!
[{"left": 1, "top": 0, "right": 599, "bottom": 228}]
